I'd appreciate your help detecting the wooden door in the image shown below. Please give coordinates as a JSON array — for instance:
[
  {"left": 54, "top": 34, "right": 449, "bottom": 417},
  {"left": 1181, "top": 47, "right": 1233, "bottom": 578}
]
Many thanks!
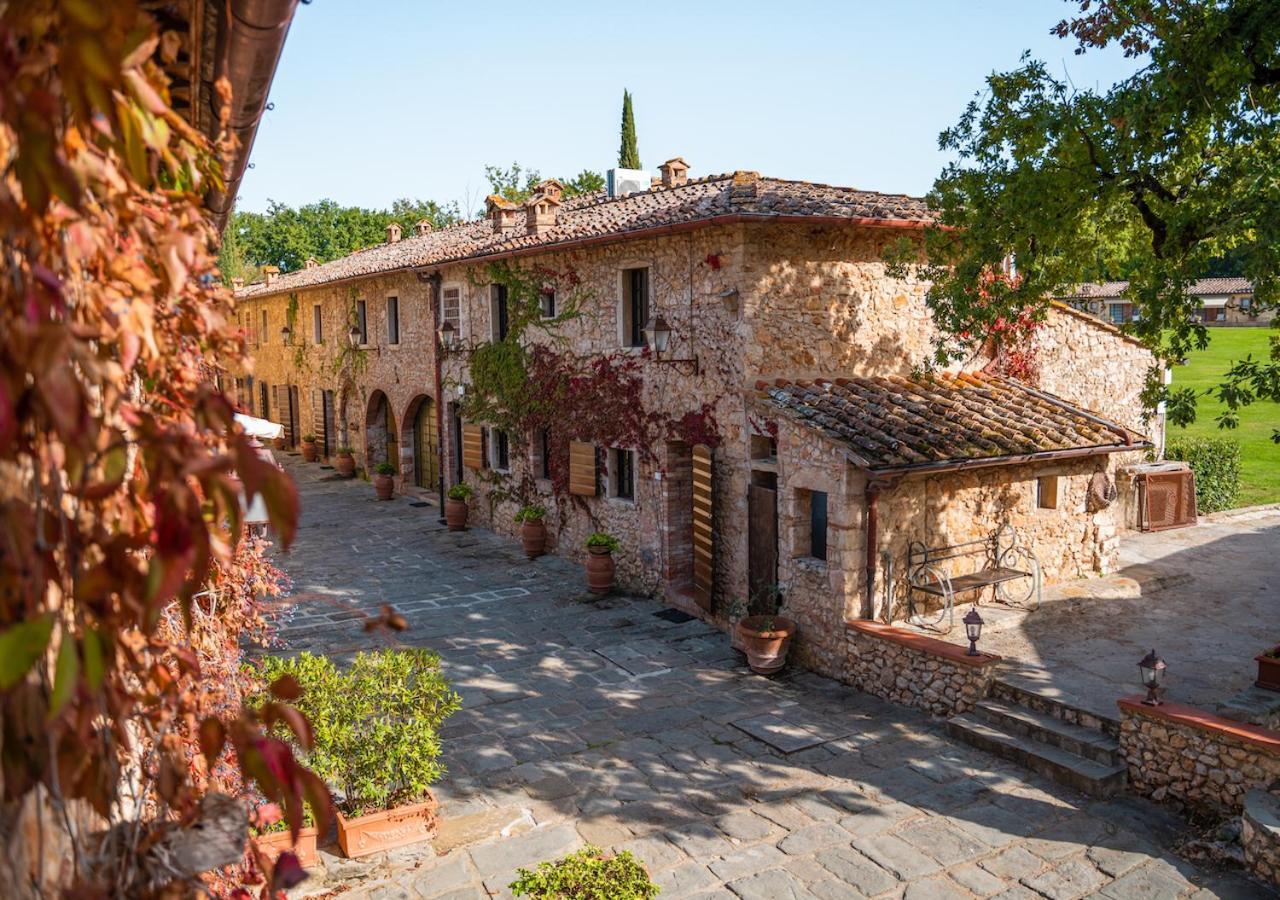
[
  {"left": 322, "top": 390, "right": 335, "bottom": 458},
  {"left": 414, "top": 399, "right": 439, "bottom": 489},
  {"left": 288, "top": 386, "right": 300, "bottom": 448},
  {"left": 691, "top": 444, "right": 714, "bottom": 610},
  {"left": 748, "top": 483, "right": 778, "bottom": 604}
]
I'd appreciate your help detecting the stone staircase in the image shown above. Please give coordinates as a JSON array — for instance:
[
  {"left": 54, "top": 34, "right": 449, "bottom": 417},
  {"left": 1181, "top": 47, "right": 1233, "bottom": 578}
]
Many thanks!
[{"left": 947, "top": 677, "right": 1127, "bottom": 798}]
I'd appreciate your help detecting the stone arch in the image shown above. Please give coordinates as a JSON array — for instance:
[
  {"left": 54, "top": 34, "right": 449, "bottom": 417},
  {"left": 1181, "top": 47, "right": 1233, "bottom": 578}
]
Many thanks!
[
  {"left": 364, "top": 389, "right": 398, "bottom": 473},
  {"left": 400, "top": 393, "right": 440, "bottom": 491}
]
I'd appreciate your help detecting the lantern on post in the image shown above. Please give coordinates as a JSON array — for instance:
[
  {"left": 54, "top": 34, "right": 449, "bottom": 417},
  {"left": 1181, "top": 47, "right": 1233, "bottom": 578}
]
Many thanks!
[
  {"left": 1138, "top": 649, "right": 1166, "bottom": 706},
  {"left": 963, "top": 606, "right": 984, "bottom": 657},
  {"left": 347, "top": 324, "right": 361, "bottom": 348},
  {"left": 280, "top": 323, "right": 292, "bottom": 343},
  {"left": 642, "top": 314, "right": 672, "bottom": 354}
]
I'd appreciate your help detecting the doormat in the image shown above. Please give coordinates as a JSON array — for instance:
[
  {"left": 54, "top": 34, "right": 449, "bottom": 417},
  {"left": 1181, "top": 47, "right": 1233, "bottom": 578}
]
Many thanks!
[
  {"left": 409, "top": 502, "right": 431, "bottom": 507},
  {"left": 653, "top": 608, "right": 696, "bottom": 624},
  {"left": 319, "top": 465, "right": 334, "bottom": 470}
]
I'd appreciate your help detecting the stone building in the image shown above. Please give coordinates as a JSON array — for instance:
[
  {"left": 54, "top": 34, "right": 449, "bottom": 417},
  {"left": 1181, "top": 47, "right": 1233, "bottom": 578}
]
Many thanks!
[
  {"left": 1060, "top": 276, "right": 1271, "bottom": 326},
  {"left": 234, "top": 162, "right": 1160, "bottom": 680}
]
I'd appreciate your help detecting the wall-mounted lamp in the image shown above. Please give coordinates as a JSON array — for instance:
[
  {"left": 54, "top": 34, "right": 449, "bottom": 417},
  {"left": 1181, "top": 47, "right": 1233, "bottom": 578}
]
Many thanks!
[{"left": 643, "top": 314, "right": 699, "bottom": 375}]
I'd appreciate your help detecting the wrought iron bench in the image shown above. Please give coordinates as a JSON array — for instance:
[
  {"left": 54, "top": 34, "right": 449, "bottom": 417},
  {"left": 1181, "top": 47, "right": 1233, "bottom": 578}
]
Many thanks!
[{"left": 907, "top": 523, "right": 1041, "bottom": 632}]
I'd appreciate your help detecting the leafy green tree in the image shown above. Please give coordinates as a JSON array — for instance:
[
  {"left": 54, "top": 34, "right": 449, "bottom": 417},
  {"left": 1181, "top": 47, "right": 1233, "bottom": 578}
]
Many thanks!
[
  {"left": 484, "top": 163, "right": 605, "bottom": 204},
  {"left": 901, "top": 0, "right": 1278, "bottom": 438},
  {"left": 619, "top": 88, "right": 641, "bottom": 169},
  {"left": 563, "top": 169, "right": 606, "bottom": 198}
]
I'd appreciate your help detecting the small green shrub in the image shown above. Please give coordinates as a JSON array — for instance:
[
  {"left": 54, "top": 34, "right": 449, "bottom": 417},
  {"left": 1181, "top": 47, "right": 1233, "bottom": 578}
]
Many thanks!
[
  {"left": 374, "top": 462, "right": 396, "bottom": 476},
  {"left": 447, "top": 482, "right": 474, "bottom": 501},
  {"left": 585, "top": 532, "right": 620, "bottom": 553},
  {"left": 1165, "top": 435, "right": 1241, "bottom": 513},
  {"left": 255, "top": 649, "right": 461, "bottom": 817},
  {"left": 301, "top": 433, "right": 316, "bottom": 442},
  {"left": 336, "top": 446, "right": 353, "bottom": 455},
  {"left": 515, "top": 503, "right": 547, "bottom": 523},
  {"left": 510, "top": 846, "right": 658, "bottom": 900}
]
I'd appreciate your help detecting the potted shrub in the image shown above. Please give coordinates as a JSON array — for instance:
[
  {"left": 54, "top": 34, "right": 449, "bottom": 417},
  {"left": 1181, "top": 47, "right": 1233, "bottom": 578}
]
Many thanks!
[
  {"left": 1257, "top": 646, "right": 1280, "bottom": 692},
  {"left": 445, "top": 483, "right": 473, "bottom": 531},
  {"left": 252, "top": 806, "right": 320, "bottom": 869},
  {"left": 515, "top": 504, "right": 548, "bottom": 558},
  {"left": 300, "top": 433, "right": 318, "bottom": 462},
  {"left": 585, "top": 532, "right": 620, "bottom": 596},
  {"left": 510, "top": 845, "right": 658, "bottom": 899},
  {"left": 373, "top": 462, "right": 396, "bottom": 500},
  {"left": 732, "top": 585, "right": 795, "bottom": 675},
  {"left": 257, "top": 650, "right": 462, "bottom": 859},
  {"left": 334, "top": 446, "right": 356, "bottom": 478}
]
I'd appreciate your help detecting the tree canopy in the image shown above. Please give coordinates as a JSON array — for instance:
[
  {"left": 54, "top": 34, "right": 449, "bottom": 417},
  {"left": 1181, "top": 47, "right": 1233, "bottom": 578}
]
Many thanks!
[
  {"left": 619, "top": 89, "right": 641, "bottom": 169},
  {"left": 905, "top": 0, "right": 1278, "bottom": 437},
  {"left": 483, "top": 162, "right": 604, "bottom": 204}
]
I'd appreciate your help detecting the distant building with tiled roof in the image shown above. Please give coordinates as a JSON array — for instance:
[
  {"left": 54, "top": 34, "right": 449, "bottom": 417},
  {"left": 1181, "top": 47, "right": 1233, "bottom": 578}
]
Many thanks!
[{"left": 1057, "top": 277, "right": 1268, "bottom": 327}]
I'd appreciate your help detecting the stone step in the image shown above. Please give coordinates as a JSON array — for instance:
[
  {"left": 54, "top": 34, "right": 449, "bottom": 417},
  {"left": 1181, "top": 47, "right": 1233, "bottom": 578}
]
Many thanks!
[
  {"left": 947, "top": 714, "right": 1127, "bottom": 799},
  {"left": 974, "top": 699, "right": 1122, "bottom": 767},
  {"left": 989, "top": 675, "right": 1121, "bottom": 739}
]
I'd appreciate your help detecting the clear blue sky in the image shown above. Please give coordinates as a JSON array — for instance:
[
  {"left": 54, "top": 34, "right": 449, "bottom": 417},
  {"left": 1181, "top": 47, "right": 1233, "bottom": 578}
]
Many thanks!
[{"left": 235, "top": 0, "right": 1137, "bottom": 215}]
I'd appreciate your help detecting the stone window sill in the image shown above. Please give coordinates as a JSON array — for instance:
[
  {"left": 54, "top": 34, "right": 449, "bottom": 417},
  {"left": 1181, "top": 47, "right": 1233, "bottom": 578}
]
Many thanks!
[
  {"left": 606, "top": 496, "right": 637, "bottom": 508},
  {"left": 793, "top": 556, "right": 827, "bottom": 572}
]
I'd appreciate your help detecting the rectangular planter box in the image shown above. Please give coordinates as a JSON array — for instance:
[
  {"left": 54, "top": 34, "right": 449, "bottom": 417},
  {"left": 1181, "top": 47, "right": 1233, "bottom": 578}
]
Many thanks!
[
  {"left": 1256, "top": 651, "right": 1280, "bottom": 692},
  {"left": 255, "top": 825, "right": 320, "bottom": 869},
  {"left": 336, "top": 795, "right": 437, "bottom": 858}
]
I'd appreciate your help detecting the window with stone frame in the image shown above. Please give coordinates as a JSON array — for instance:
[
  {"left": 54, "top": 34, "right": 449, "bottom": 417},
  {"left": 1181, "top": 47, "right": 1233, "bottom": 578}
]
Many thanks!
[
  {"left": 386, "top": 296, "right": 400, "bottom": 345},
  {"left": 532, "top": 427, "right": 552, "bottom": 480},
  {"left": 608, "top": 447, "right": 636, "bottom": 501},
  {"left": 441, "top": 285, "right": 462, "bottom": 334},
  {"left": 621, "top": 267, "right": 649, "bottom": 348},
  {"left": 261, "top": 309, "right": 268, "bottom": 345},
  {"left": 313, "top": 304, "right": 323, "bottom": 344},
  {"left": 490, "top": 428, "right": 510, "bottom": 472},
  {"left": 794, "top": 488, "right": 828, "bottom": 562},
  {"left": 356, "top": 299, "right": 368, "bottom": 345},
  {"left": 491, "top": 284, "right": 510, "bottom": 341},
  {"left": 540, "top": 287, "right": 556, "bottom": 319}
]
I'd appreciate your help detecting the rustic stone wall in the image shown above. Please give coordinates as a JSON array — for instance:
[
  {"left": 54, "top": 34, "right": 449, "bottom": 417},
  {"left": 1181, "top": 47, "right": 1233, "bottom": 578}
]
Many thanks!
[
  {"left": 1243, "top": 789, "right": 1280, "bottom": 887},
  {"left": 844, "top": 621, "right": 1000, "bottom": 716},
  {"left": 1118, "top": 697, "right": 1280, "bottom": 815}
]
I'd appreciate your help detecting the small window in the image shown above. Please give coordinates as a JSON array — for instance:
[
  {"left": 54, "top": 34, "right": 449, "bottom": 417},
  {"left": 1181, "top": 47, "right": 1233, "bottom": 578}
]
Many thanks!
[
  {"left": 609, "top": 447, "right": 635, "bottom": 500},
  {"left": 795, "top": 488, "right": 828, "bottom": 561},
  {"left": 1036, "top": 475, "right": 1060, "bottom": 510},
  {"left": 750, "top": 434, "right": 777, "bottom": 462},
  {"left": 441, "top": 286, "right": 461, "bottom": 330},
  {"left": 386, "top": 297, "right": 400, "bottom": 344},
  {"left": 356, "top": 299, "right": 368, "bottom": 344},
  {"left": 541, "top": 288, "right": 556, "bottom": 319},
  {"left": 261, "top": 309, "right": 268, "bottom": 344},
  {"left": 492, "top": 429, "right": 510, "bottom": 471},
  {"left": 313, "top": 304, "right": 323, "bottom": 344},
  {"left": 491, "top": 284, "right": 509, "bottom": 341},
  {"left": 622, "top": 267, "right": 649, "bottom": 347},
  {"left": 533, "top": 427, "right": 552, "bottom": 480}
]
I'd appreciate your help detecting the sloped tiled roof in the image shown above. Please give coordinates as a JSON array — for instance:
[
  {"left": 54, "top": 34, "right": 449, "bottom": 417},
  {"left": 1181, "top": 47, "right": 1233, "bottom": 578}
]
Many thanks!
[
  {"left": 236, "top": 173, "right": 932, "bottom": 299},
  {"left": 756, "top": 373, "right": 1146, "bottom": 474},
  {"left": 1057, "top": 277, "right": 1253, "bottom": 300}
]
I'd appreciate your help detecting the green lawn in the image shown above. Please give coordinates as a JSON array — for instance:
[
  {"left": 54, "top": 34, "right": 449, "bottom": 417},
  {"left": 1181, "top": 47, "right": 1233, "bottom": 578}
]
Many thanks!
[{"left": 1167, "top": 327, "right": 1279, "bottom": 508}]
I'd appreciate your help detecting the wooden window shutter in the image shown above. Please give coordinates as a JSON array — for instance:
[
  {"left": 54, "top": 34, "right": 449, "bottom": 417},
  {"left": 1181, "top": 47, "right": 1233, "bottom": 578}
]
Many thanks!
[
  {"left": 692, "top": 444, "right": 714, "bottom": 608},
  {"left": 462, "top": 424, "right": 484, "bottom": 471},
  {"left": 569, "top": 441, "right": 597, "bottom": 496}
]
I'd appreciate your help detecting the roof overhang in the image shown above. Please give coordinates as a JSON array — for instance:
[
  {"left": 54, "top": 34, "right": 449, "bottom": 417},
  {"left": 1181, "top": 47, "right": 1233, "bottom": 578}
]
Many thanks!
[{"left": 843, "top": 441, "right": 1151, "bottom": 482}]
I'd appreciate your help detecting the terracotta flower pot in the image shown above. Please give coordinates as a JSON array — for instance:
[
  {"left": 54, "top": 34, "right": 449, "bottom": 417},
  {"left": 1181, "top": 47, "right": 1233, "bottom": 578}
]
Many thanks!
[
  {"left": 301, "top": 440, "right": 318, "bottom": 463},
  {"left": 255, "top": 826, "right": 320, "bottom": 869},
  {"left": 334, "top": 452, "right": 356, "bottom": 478},
  {"left": 336, "top": 796, "right": 437, "bottom": 859},
  {"left": 445, "top": 498, "right": 469, "bottom": 531},
  {"left": 520, "top": 519, "right": 547, "bottom": 558},
  {"left": 736, "top": 615, "right": 796, "bottom": 675},
  {"left": 586, "top": 547, "right": 615, "bottom": 595},
  {"left": 1256, "top": 649, "right": 1280, "bottom": 692},
  {"left": 374, "top": 473, "right": 394, "bottom": 501}
]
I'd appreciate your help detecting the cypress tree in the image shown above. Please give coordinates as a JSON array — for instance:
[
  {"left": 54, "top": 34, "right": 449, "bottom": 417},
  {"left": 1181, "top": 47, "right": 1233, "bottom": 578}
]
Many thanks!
[{"left": 618, "top": 89, "right": 640, "bottom": 170}]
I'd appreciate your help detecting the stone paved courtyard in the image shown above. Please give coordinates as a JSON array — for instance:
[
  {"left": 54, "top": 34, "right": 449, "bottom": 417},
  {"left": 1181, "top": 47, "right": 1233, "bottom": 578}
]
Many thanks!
[{"left": 267, "top": 455, "right": 1271, "bottom": 899}]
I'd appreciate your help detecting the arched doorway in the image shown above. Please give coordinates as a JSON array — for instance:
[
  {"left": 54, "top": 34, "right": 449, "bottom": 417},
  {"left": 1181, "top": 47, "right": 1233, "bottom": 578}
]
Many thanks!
[
  {"left": 365, "top": 390, "right": 398, "bottom": 474},
  {"left": 401, "top": 394, "right": 440, "bottom": 491}
]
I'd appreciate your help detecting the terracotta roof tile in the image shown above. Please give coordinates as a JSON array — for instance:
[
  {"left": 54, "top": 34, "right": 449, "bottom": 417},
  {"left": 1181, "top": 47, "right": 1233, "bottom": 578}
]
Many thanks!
[
  {"left": 236, "top": 174, "right": 932, "bottom": 299},
  {"left": 756, "top": 372, "right": 1146, "bottom": 474},
  {"left": 1057, "top": 277, "right": 1253, "bottom": 300}
]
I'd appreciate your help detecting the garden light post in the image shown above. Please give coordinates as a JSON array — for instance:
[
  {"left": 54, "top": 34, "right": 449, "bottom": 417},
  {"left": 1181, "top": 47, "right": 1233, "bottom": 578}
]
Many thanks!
[
  {"left": 1139, "top": 648, "right": 1167, "bottom": 706},
  {"left": 963, "top": 606, "right": 984, "bottom": 656}
]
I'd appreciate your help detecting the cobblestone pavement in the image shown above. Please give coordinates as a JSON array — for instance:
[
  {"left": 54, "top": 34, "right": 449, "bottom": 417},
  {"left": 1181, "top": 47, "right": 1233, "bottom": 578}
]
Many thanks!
[{"left": 268, "top": 456, "right": 1270, "bottom": 899}]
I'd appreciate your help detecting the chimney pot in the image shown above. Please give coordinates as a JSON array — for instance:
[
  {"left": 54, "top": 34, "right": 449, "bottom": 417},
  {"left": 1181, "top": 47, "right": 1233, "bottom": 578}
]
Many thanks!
[
  {"left": 385, "top": 222, "right": 402, "bottom": 244},
  {"left": 525, "top": 192, "right": 562, "bottom": 236},
  {"left": 660, "top": 157, "right": 691, "bottom": 188},
  {"left": 729, "top": 170, "right": 759, "bottom": 204},
  {"left": 304, "top": 256, "right": 318, "bottom": 269},
  {"left": 262, "top": 265, "right": 279, "bottom": 286},
  {"left": 486, "top": 195, "right": 519, "bottom": 235},
  {"left": 231, "top": 277, "right": 245, "bottom": 290},
  {"left": 413, "top": 219, "right": 433, "bottom": 237},
  {"left": 533, "top": 179, "right": 564, "bottom": 204}
]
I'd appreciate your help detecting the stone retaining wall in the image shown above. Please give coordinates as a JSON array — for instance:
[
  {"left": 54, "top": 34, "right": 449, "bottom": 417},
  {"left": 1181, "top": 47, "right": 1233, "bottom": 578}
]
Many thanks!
[
  {"left": 844, "top": 621, "right": 1001, "bottom": 717},
  {"left": 1118, "top": 696, "right": 1280, "bottom": 814},
  {"left": 1243, "top": 789, "right": 1280, "bottom": 887}
]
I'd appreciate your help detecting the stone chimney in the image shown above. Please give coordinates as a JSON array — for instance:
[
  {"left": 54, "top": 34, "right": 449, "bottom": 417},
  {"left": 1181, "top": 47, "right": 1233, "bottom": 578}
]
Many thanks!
[
  {"left": 659, "top": 157, "right": 690, "bottom": 188},
  {"left": 729, "top": 170, "right": 759, "bottom": 205},
  {"left": 414, "top": 219, "right": 433, "bottom": 237},
  {"left": 231, "top": 277, "right": 244, "bottom": 290},
  {"left": 262, "top": 265, "right": 279, "bottom": 287},
  {"left": 385, "top": 222, "right": 402, "bottom": 244},
  {"left": 533, "top": 179, "right": 564, "bottom": 204},
  {"left": 304, "top": 256, "right": 318, "bottom": 269},
  {"left": 486, "top": 195, "right": 519, "bottom": 235},
  {"left": 525, "top": 192, "right": 562, "bottom": 236}
]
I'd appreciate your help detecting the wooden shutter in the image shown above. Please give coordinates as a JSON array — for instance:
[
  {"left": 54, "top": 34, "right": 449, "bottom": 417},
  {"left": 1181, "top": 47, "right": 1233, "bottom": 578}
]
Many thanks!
[
  {"left": 462, "top": 424, "right": 484, "bottom": 471},
  {"left": 692, "top": 444, "right": 714, "bottom": 608},
  {"left": 569, "top": 441, "right": 597, "bottom": 496}
]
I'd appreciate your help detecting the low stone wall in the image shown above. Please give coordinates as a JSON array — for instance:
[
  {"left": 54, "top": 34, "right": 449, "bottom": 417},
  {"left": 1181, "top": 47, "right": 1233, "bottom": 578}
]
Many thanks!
[
  {"left": 1118, "top": 696, "right": 1280, "bottom": 814},
  {"left": 844, "top": 621, "right": 1000, "bottom": 717}
]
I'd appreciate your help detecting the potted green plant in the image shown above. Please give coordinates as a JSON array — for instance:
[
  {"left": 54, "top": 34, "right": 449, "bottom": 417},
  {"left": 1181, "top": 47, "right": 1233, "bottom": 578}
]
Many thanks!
[
  {"left": 334, "top": 446, "right": 356, "bottom": 478},
  {"left": 445, "top": 482, "right": 473, "bottom": 531},
  {"left": 515, "top": 503, "right": 548, "bottom": 558},
  {"left": 252, "top": 804, "right": 320, "bottom": 869},
  {"left": 731, "top": 585, "right": 796, "bottom": 675},
  {"left": 373, "top": 462, "right": 396, "bottom": 500},
  {"left": 300, "top": 433, "right": 318, "bottom": 462},
  {"left": 510, "top": 845, "right": 658, "bottom": 899},
  {"left": 257, "top": 650, "right": 461, "bottom": 858},
  {"left": 1256, "top": 646, "right": 1280, "bottom": 692},
  {"left": 585, "top": 532, "right": 620, "bottom": 595}
]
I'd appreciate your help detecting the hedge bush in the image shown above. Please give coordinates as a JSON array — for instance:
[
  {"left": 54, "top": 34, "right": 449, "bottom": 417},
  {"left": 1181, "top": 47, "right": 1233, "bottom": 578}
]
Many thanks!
[
  {"left": 1164, "top": 435, "right": 1241, "bottom": 513},
  {"left": 510, "top": 846, "right": 658, "bottom": 899}
]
